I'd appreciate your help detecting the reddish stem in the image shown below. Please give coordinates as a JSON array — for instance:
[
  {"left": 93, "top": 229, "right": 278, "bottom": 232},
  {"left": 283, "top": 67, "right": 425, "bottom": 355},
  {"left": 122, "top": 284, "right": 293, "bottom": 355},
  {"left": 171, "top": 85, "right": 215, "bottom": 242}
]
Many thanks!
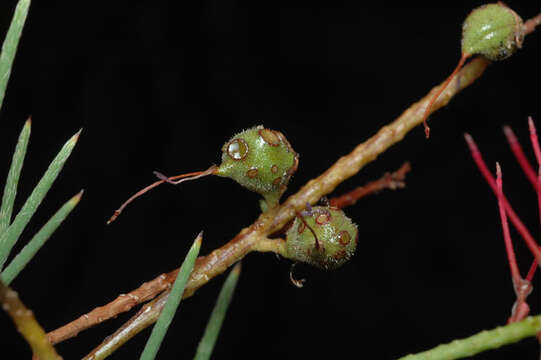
[
  {"left": 504, "top": 121, "right": 541, "bottom": 283},
  {"left": 503, "top": 125, "right": 538, "bottom": 188},
  {"left": 532, "top": 169, "right": 541, "bottom": 282},
  {"left": 529, "top": 117, "right": 541, "bottom": 167},
  {"left": 495, "top": 163, "right": 522, "bottom": 288},
  {"left": 526, "top": 260, "right": 537, "bottom": 283},
  {"left": 524, "top": 12, "right": 541, "bottom": 35},
  {"left": 494, "top": 163, "right": 531, "bottom": 323},
  {"left": 464, "top": 134, "right": 541, "bottom": 265},
  {"left": 421, "top": 53, "right": 469, "bottom": 138},
  {"left": 329, "top": 162, "right": 411, "bottom": 208},
  {"left": 107, "top": 165, "right": 217, "bottom": 224},
  {"left": 526, "top": 118, "right": 541, "bottom": 282}
]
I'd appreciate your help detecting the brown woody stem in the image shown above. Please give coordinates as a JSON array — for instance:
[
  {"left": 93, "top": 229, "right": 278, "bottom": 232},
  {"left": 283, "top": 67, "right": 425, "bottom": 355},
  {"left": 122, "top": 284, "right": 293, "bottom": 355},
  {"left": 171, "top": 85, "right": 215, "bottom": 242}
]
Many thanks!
[
  {"left": 82, "top": 291, "right": 168, "bottom": 360},
  {"left": 47, "top": 271, "right": 172, "bottom": 345}
]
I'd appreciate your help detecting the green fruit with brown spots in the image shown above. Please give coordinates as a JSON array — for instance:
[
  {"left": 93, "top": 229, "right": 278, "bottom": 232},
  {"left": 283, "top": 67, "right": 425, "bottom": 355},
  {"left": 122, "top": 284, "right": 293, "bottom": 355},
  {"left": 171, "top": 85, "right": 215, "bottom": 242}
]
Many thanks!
[
  {"left": 285, "top": 206, "right": 358, "bottom": 270},
  {"left": 107, "top": 125, "right": 299, "bottom": 223},
  {"left": 462, "top": 3, "right": 524, "bottom": 60},
  {"left": 216, "top": 125, "right": 299, "bottom": 209}
]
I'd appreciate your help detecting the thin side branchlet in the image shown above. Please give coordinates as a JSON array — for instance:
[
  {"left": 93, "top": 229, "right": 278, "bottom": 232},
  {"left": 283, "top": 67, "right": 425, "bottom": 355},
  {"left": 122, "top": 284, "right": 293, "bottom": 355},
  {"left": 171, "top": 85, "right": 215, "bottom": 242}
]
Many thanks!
[
  {"left": 495, "top": 163, "right": 532, "bottom": 323},
  {"left": 503, "top": 123, "right": 540, "bottom": 281},
  {"left": 329, "top": 162, "right": 411, "bottom": 208},
  {"left": 505, "top": 118, "right": 541, "bottom": 321},
  {"left": 465, "top": 133, "right": 541, "bottom": 264},
  {"left": 466, "top": 118, "right": 541, "bottom": 324}
]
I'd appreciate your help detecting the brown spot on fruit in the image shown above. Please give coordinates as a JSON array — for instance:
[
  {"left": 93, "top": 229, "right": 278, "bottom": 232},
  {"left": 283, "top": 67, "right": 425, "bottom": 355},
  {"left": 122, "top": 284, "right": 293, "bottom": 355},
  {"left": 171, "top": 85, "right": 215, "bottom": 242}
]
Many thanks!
[
  {"left": 272, "top": 177, "right": 282, "bottom": 187},
  {"left": 227, "top": 138, "right": 249, "bottom": 160},
  {"left": 338, "top": 231, "right": 351, "bottom": 246},
  {"left": 315, "top": 210, "right": 331, "bottom": 225},
  {"left": 285, "top": 153, "right": 299, "bottom": 181},
  {"left": 334, "top": 249, "right": 347, "bottom": 260},
  {"left": 246, "top": 168, "right": 258, "bottom": 178},
  {"left": 259, "top": 128, "right": 281, "bottom": 146},
  {"left": 271, "top": 164, "right": 279, "bottom": 173},
  {"left": 298, "top": 222, "right": 306, "bottom": 234}
]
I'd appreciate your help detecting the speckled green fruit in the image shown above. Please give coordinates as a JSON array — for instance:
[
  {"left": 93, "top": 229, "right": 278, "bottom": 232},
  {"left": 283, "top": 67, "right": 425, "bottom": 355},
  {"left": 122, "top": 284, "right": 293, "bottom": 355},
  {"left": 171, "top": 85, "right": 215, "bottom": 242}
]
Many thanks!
[
  {"left": 462, "top": 3, "right": 524, "bottom": 60},
  {"left": 216, "top": 125, "right": 299, "bottom": 209},
  {"left": 285, "top": 206, "right": 358, "bottom": 270}
]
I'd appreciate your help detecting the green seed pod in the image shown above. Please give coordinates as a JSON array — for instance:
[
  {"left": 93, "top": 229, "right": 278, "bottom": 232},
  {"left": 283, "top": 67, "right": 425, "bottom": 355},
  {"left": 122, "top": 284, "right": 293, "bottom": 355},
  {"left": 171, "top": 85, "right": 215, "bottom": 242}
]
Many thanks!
[
  {"left": 462, "top": 3, "right": 524, "bottom": 60},
  {"left": 421, "top": 3, "right": 524, "bottom": 138},
  {"left": 108, "top": 125, "right": 299, "bottom": 223},
  {"left": 216, "top": 125, "right": 299, "bottom": 208},
  {"left": 285, "top": 206, "right": 358, "bottom": 270}
]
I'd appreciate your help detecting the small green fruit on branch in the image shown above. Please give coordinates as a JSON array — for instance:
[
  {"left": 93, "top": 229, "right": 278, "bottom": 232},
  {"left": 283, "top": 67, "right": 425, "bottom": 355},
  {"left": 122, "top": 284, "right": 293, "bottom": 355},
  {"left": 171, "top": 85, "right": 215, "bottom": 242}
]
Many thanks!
[
  {"left": 216, "top": 126, "right": 298, "bottom": 210},
  {"left": 256, "top": 204, "right": 359, "bottom": 286},
  {"left": 422, "top": 3, "right": 525, "bottom": 138},
  {"left": 107, "top": 125, "right": 298, "bottom": 223},
  {"left": 285, "top": 206, "right": 358, "bottom": 270},
  {"left": 462, "top": 3, "right": 524, "bottom": 60}
]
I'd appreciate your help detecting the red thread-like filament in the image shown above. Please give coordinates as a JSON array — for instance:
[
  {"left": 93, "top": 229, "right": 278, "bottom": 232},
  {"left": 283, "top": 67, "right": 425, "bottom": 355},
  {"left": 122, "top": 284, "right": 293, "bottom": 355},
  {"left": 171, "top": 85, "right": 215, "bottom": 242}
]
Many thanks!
[
  {"left": 107, "top": 165, "right": 218, "bottom": 224},
  {"left": 422, "top": 53, "right": 469, "bottom": 138}
]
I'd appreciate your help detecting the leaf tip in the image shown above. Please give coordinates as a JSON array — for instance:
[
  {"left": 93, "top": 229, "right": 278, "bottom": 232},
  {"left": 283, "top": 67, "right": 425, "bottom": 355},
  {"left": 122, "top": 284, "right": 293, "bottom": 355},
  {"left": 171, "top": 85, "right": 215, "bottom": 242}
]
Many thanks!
[
  {"left": 69, "top": 128, "right": 83, "bottom": 144},
  {"left": 232, "top": 262, "right": 242, "bottom": 275},
  {"left": 24, "top": 116, "right": 31, "bottom": 128},
  {"left": 71, "top": 189, "right": 84, "bottom": 204},
  {"left": 195, "top": 230, "right": 204, "bottom": 246}
]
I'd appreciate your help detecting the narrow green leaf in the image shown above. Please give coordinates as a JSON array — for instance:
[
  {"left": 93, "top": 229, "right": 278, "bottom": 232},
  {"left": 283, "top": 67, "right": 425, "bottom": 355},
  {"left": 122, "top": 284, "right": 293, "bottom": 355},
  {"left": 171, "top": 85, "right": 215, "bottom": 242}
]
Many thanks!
[
  {"left": 1, "top": 190, "right": 83, "bottom": 285},
  {"left": 139, "top": 231, "right": 203, "bottom": 360},
  {"left": 0, "top": 0, "right": 31, "bottom": 112},
  {"left": 0, "top": 129, "right": 81, "bottom": 269},
  {"left": 0, "top": 118, "right": 31, "bottom": 235},
  {"left": 194, "top": 262, "right": 241, "bottom": 360}
]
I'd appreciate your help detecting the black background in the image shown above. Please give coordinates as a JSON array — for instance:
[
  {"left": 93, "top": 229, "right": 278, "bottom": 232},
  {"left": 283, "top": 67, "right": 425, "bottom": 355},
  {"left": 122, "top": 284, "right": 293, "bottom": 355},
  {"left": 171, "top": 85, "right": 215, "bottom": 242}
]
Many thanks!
[{"left": 1, "top": 1, "right": 540, "bottom": 359}]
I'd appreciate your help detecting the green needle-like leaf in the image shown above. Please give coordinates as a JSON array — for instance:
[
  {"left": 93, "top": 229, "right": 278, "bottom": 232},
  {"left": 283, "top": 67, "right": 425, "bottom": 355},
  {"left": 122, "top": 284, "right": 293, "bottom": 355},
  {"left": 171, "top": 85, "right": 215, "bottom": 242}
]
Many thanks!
[
  {"left": 139, "top": 232, "right": 203, "bottom": 360},
  {"left": 0, "top": 129, "right": 81, "bottom": 269},
  {"left": 1, "top": 190, "right": 83, "bottom": 285},
  {"left": 194, "top": 262, "right": 241, "bottom": 360},
  {"left": 0, "top": 118, "right": 31, "bottom": 235},
  {"left": 0, "top": 0, "right": 31, "bottom": 112}
]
